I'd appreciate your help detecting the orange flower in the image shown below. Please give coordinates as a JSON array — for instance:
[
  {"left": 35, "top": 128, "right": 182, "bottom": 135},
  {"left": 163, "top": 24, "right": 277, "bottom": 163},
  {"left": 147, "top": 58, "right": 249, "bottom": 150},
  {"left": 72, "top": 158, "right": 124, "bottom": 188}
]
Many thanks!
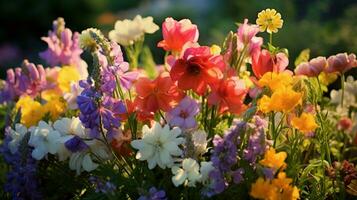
[
  {"left": 260, "top": 148, "right": 287, "bottom": 171},
  {"left": 250, "top": 177, "right": 278, "bottom": 200},
  {"left": 170, "top": 46, "right": 225, "bottom": 95},
  {"left": 291, "top": 112, "right": 318, "bottom": 134},
  {"left": 134, "top": 72, "right": 184, "bottom": 113},
  {"left": 208, "top": 76, "right": 248, "bottom": 115}
]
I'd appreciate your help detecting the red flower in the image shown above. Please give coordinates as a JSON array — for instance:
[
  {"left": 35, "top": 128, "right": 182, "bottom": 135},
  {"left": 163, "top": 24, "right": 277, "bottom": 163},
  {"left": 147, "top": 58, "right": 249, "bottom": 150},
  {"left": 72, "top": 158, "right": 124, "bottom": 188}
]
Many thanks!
[
  {"left": 134, "top": 72, "right": 184, "bottom": 113},
  {"left": 157, "top": 17, "right": 199, "bottom": 53},
  {"left": 170, "top": 46, "right": 225, "bottom": 95},
  {"left": 208, "top": 76, "right": 248, "bottom": 115},
  {"left": 252, "top": 49, "right": 289, "bottom": 78}
]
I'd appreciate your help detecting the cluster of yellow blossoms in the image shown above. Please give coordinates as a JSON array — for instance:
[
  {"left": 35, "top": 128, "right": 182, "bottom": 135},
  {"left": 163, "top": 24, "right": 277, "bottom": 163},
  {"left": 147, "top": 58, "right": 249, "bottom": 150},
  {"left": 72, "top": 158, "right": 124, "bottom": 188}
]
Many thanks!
[
  {"left": 250, "top": 148, "right": 300, "bottom": 200},
  {"left": 257, "top": 72, "right": 318, "bottom": 134},
  {"left": 15, "top": 65, "right": 80, "bottom": 127}
]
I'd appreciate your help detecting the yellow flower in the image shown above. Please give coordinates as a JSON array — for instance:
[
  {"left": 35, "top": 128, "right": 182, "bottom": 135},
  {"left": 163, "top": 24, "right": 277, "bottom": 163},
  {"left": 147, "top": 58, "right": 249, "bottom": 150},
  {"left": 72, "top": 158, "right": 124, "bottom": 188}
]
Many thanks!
[
  {"left": 210, "top": 44, "right": 221, "bottom": 55},
  {"left": 291, "top": 112, "right": 318, "bottom": 134},
  {"left": 256, "top": 9, "right": 283, "bottom": 33},
  {"left": 16, "top": 96, "right": 44, "bottom": 127},
  {"left": 57, "top": 66, "right": 80, "bottom": 93},
  {"left": 250, "top": 177, "right": 278, "bottom": 200},
  {"left": 258, "top": 87, "right": 302, "bottom": 113},
  {"left": 258, "top": 72, "right": 293, "bottom": 92},
  {"left": 258, "top": 95, "right": 273, "bottom": 113},
  {"left": 318, "top": 71, "right": 338, "bottom": 86},
  {"left": 270, "top": 87, "right": 302, "bottom": 113},
  {"left": 272, "top": 172, "right": 292, "bottom": 188},
  {"left": 260, "top": 148, "right": 287, "bottom": 170},
  {"left": 280, "top": 185, "right": 300, "bottom": 200},
  {"left": 42, "top": 96, "right": 67, "bottom": 121}
]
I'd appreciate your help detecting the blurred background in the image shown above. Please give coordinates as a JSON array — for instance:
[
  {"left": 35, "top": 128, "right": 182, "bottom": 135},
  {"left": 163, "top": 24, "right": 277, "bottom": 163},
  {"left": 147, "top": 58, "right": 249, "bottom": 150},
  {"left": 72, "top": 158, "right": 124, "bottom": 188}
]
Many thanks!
[{"left": 0, "top": 0, "right": 356, "bottom": 78}]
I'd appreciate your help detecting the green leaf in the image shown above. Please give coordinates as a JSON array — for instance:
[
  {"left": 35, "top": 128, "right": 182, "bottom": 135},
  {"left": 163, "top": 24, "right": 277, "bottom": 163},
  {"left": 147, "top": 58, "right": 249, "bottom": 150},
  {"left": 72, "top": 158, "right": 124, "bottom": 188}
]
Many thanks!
[
  {"left": 294, "top": 48, "right": 310, "bottom": 67},
  {"left": 140, "top": 46, "right": 157, "bottom": 79}
]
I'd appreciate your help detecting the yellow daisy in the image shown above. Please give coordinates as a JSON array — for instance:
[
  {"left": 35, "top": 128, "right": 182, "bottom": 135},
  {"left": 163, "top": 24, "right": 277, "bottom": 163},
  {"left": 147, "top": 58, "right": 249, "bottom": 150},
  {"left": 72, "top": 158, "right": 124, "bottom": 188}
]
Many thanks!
[{"left": 256, "top": 9, "right": 283, "bottom": 33}]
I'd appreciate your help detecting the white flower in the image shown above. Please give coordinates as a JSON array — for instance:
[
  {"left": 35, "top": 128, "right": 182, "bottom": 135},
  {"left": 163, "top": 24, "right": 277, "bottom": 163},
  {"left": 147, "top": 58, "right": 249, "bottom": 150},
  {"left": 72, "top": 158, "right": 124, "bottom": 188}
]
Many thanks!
[
  {"left": 8, "top": 124, "right": 28, "bottom": 154},
  {"left": 28, "top": 121, "right": 61, "bottom": 160},
  {"left": 109, "top": 15, "right": 159, "bottom": 46},
  {"left": 68, "top": 140, "right": 110, "bottom": 175},
  {"left": 172, "top": 158, "right": 201, "bottom": 187},
  {"left": 200, "top": 161, "right": 214, "bottom": 184},
  {"left": 79, "top": 28, "right": 103, "bottom": 50},
  {"left": 69, "top": 152, "right": 98, "bottom": 174},
  {"left": 63, "top": 82, "right": 84, "bottom": 110},
  {"left": 131, "top": 122, "right": 184, "bottom": 169},
  {"left": 53, "top": 117, "right": 86, "bottom": 137},
  {"left": 53, "top": 117, "right": 87, "bottom": 161},
  {"left": 192, "top": 130, "right": 208, "bottom": 156}
]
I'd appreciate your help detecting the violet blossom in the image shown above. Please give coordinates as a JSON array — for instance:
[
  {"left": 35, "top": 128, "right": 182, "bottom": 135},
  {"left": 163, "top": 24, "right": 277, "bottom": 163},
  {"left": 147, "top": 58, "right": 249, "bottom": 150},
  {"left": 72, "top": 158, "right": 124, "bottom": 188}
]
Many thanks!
[
  {"left": 138, "top": 187, "right": 167, "bottom": 200},
  {"left": 166, "top": 96, "right": 199, "bottom": 130}
]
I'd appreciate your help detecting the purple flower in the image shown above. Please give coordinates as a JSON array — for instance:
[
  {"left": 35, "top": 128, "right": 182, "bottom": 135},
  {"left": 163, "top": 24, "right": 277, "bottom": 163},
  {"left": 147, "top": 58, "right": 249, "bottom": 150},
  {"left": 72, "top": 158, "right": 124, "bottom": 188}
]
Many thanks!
[
  {"left": 99, "top": 42, "right": 138, "bottom": 94},
  {"left": 0, "top": 131, "right": 42, "bottom": 199},
  {"left": 39, "top": 18, "right": 83, "bottom": 67},
  {"left": 262, "top": 167, "right": 274, "bottom": 180},
  {"left": 231, "top": 168, "right": 244, "bottom": 184},
  {"left": 1, "top": 60, "right": 47, "bottom": 101},
  {"left": 89, "top": 176, "right": 116, "bottom": 194},
  {"left": 166, "top": 96, "right": 199, "bottom": 130},
  {"left": 64, "top": 136, "right": 89, "bottom": 152},
  {"left": 138, "top": 187, "right": 167, "bottom": 200},
  {"left": 243, "top": 116, "right": 268, "bottom": 164},
  {"left": 77, "top": 79, "right": 126, "bottom": 140}
]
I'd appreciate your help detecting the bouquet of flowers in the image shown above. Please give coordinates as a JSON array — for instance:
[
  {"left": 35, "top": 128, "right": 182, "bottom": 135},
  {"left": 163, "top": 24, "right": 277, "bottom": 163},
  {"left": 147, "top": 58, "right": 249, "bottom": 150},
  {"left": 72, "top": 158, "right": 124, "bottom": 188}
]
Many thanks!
[{"left": 1, "top": 9, "right": 357, "bottom": 200}]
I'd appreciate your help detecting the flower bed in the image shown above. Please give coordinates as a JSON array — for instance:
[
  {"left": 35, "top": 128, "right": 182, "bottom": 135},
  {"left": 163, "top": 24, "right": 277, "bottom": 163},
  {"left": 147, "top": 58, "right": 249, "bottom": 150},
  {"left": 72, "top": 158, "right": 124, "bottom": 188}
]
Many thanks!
[{"left": 1, "top": 9, "right": 357, "bottom": 200}]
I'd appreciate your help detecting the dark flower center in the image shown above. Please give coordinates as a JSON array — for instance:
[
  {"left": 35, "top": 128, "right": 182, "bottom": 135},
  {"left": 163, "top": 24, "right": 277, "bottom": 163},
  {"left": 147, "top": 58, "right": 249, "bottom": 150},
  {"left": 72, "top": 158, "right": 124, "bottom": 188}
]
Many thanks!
[
  {"left": 187, "top": 62, "right": 201, "bottom": 76},
  {"left": 179, "top": 110, "right": 188, "bottom": 118}
]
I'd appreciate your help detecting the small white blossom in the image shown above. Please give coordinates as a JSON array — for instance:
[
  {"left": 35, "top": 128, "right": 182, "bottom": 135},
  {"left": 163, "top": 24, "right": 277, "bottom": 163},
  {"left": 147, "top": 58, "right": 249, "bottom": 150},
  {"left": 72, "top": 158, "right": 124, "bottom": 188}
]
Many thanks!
[
  {"left": 63, "top": 82, "right": 84, "bottom": 110},
  {"left": 109, "top": 15, "right": 159, "bottom": 46},
  {"left": 192, "top": 130, "right": 208, "bottom": 156},
  {"left": 200, "top": 161, "right": 214, "bottom": 184},
  {"left": 28, "top": 121, "right": 61, "bottom": 160},
  {"left": 8, "top": 124, "right": 28, "bottom": 154},
  {"left": 172, "top": 158, "right": 201, "bottom": 187},
  {"left": 131, "top": 122, "right": 184, "bottom": 169}
]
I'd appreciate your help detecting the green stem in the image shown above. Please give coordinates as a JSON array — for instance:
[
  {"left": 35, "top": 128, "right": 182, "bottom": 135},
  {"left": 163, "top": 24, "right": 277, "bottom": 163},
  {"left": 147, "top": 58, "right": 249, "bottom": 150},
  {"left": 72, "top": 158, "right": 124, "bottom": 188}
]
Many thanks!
[
  {"left": 269, "top": 33, "right": 273, "bottom": 45},
  {"left": 341, "top": 73, "right": 345, "bottom": 108}
]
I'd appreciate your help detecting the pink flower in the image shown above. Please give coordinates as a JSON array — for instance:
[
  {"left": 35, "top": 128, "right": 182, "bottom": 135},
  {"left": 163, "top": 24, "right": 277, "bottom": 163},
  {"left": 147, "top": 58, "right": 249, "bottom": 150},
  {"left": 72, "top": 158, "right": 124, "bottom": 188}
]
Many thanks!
[
  {"left": 337, "top": 117, "right": 353, "bottom": 132},
  {"left": 295, "top": 56, "right": 327, "bottom": 77},
  {"left": 237, "top": 19, "right": 260, "bottom": 46},
  {"left": 157, "top": 17, "right": 199, "bottom": 53},
  {"left": 325, "top": 53, "right": 357, "bottom": 74},
  {"left": 5, "top": 60, "right": 47, "bottom": 98},
  {"left": 166, "top": 96, "right": 199, "bottom": 130},
  {"left": 39, "top": 18, "right": 83, "bottom": 67},
  {"left": 252, "top": 49, "right": 289, "bottom": 78}
]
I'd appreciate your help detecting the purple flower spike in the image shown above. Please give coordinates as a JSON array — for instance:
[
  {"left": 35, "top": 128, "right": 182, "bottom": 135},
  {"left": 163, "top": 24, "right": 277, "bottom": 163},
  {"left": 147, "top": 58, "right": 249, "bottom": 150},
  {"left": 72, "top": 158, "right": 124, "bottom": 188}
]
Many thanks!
[{"left": 166, "top": 96, "right": 199, "bottom": 130}]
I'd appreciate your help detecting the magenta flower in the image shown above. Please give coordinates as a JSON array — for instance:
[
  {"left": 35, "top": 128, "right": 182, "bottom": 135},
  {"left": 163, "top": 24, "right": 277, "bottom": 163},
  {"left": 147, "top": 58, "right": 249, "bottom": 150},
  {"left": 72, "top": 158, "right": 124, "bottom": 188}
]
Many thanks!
[
  {"left": 166, "top": 96, "right": 199, "bottom": 130},
  {"left": 39, "top": 18, "right": 83, "bottom": 68},
  {"left": 295, "top": 56, "right": 327, "bottom": 77},
  {"left": 237, "top": 19, "right": 260, "bottom": 47}
]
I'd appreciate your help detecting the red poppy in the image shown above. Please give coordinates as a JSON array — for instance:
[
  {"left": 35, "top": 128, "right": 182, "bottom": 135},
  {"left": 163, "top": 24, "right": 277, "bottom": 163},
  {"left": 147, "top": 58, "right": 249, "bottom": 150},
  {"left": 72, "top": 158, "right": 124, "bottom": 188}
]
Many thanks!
[
  {"left": 208, "top": 76, "right": 248, "bottom": 115},
  {"left": 134, "top": 72, "right": 184, "bottom": 113},
  {"left": 170, "top": 46, "right": 225, "bottom": 95}
]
